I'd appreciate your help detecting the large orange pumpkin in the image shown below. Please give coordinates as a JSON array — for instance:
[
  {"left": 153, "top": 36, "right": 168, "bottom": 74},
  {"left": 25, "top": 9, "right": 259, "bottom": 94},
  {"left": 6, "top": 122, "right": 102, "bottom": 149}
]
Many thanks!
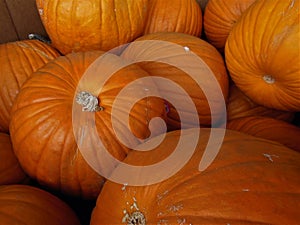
[
  {"left": 0, "top": 184, "right": 81, "bottom": 225},
  {"left": 225, "top": 0, "right": 300, "bottom": 111},
  {"left": 91, "top": 128, "right": 300, "bottom": 224},
  {"left": 121, "top": 32, "right": 229, "bottom": 130},
  {"left": 143, "top": 0, "right": 202, "bottom": 37},
  {"left": 0, "top": 39, "right": 60, "bottom": 133},
  {"left": 204, "top": 0, "right": 256, "bottom": 51},
  {"left": 9, "top": 50, "right": 166, "bottom": 199},
  {"left": 227, "top": 84, "right": 295, "bottom": 122},
  {"left": 0, "top": 132, "right": 27, "bottom": 185},
  {"left": 227, "top": 116, "right": 300, "bottom": 153},
  {"left": 36, "top": 0, "right": 148, "bottom": 54}
]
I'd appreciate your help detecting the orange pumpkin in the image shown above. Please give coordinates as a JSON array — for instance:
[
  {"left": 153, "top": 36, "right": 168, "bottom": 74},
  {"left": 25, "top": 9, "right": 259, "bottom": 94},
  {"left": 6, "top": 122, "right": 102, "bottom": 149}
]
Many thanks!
[
  {"left": 0, "top": 132, "right": 27, "bottom": 185},
  {"left": 36, "top": 0, "right": 148, "bottom": 54},
  {"left": 9, "top": 51, "right": 166, "bottom": 199},
  {"left": 227, "top": 116, "right": 300, "bottom": 153},
  {"left": 143, "top": 0, "right": 202, "bottom": 37},
  {"left": 225, "top": 0, "right": 300, "bottom": 111},
  {"left": 121, "top": 32, "right": 229, "bottom": 130},
  {"left": 0, "top": 184, "right": 81, "bottom": 225},
  {"left": 227, "top": 84, "right": 295, "bottom": 122},
  {"left": 204, "top": 0, "right": 256, "bottom": 51},
  {"left": 0, "top": 39, "right": 60, "bottom": 133},
  {"left": 91, "top": 128, "right": 300, "bottom": 224}
]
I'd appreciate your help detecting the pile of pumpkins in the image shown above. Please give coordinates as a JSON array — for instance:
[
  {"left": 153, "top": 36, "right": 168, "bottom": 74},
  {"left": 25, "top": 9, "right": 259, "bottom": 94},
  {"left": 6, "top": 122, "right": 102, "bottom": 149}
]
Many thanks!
[{"left": 0, "top": 0, "right": 299, "bottom": 224}]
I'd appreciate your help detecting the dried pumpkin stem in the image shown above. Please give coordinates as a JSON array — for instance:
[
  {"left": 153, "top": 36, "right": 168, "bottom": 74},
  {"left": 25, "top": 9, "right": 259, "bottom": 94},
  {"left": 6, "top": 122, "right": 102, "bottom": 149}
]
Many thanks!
[
  {"left": 76, "top": 91, "right": 104, "bottom": 112},
  {"left": 126, "top": 211, "right": 146, "bottom": 225},
  {"left": 263, "top": 75, "right": 275, "bottom": 84}
]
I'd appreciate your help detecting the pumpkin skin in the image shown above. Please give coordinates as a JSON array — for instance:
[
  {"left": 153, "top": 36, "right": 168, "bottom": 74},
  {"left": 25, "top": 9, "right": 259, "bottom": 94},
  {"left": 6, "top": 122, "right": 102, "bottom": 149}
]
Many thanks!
[
  {"left": 143, "top": 0, "right": 202, "bottom": 37},
  {"left": 121, "top": 32, "right": 229, "bottom": 130},
  {"left": 227, "top": 116, "right": 300, "bottom": 153},
  {"left": 204, "top": 0, "right": 256, "bottom": 52},
  {"left": 225, "top": 0, "right": 300, "bottom": 111},
  {"left": 0, "top": 39, "right": 60, "bottom": 133},
  {"left": 36, "top": 0, "right": 148, "bottom": 55},
  {"left": 0, "top": 132, "right": 27, "bottom": 185},
  {"left": 9, "top": 51, "right": 166, "bottom": 199},
  {"left": 0, "top": 184, "right": 81, "bottom": 225},
  {"left": 227, "top": 85, "right": 295, "bottom": 122},
  {"left": 91, "top": 128, "right": 300, "bottom": 224}
]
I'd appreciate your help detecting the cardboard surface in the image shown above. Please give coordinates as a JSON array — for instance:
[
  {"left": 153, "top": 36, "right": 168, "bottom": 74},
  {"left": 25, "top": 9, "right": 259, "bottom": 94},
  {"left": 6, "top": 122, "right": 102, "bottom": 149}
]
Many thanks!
[{"left": 0, "top": 0, "right": 47, "bottom": 44}]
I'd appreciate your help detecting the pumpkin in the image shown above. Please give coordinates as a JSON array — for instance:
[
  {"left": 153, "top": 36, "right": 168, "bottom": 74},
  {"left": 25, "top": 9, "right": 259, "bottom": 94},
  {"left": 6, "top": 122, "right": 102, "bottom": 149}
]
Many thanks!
[
  {"left": 0, "top": 184, "right": 81, "bottom": 225},
  {"left": 225, "top": 0, "right": 300, "bottom": 111},
  {"left": 0, "top": 39, "right": 60, "bottom": 133},
  {"left": 227, "top": 116, "right": 300, "bottom": 153},
  {"left": 0, "top": 132, "right": 27, "bottom": 185},
  {"left": 227, "top": 84, "right": 295, "bottom": 122},
  {"left": 203, "top": 0, "right": 256, "bottom": 52},
  {"left": 90, "top": 128, "right": 300, "bottom": 224},
  {"left": 121, "top": 32, "right": 229, "bottom": 130},
  {"left": 9, "top": 50, "right": 166, "bottom": 199},
  {"left": 143, "top": 0, "right": 202, "bottom": 37},
  {"left": 36, "top": 0, "right": 148, "bottom": 55}
]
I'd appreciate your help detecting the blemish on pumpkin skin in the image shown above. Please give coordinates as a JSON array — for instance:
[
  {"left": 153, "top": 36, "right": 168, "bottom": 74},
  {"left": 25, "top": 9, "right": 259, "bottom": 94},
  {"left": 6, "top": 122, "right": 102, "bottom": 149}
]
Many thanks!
[{"left": 263, "top": 153, "right": 279, "bottom": 162}]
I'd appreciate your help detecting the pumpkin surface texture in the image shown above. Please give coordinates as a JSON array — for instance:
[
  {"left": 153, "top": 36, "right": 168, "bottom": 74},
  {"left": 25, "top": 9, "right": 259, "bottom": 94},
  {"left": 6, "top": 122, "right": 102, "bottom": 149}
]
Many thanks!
[
  {"left": 227, "top": 116, "right": 300, "bottom": 153},
  {"left": 90, "top": 128, "right": 300, "bottom": 225},
  {"left": 225, "top": 0, "right": 300, "bottom": 111},
  {"left": 143, "top": 0, "right": 202, "bottom": 37},
  {"left": 0, "top": 132, "right": 27, "bottom": 185},
  {"left": 9, "top": 51, "right": 166, "bottom": 199},
  {"left": 121, "top": 32, "right": 229, "bottom": 130},
  {"left": 0, "top": 184, "right": 81, "bottom": 225},
  {"left": 36, "top": 0, "right": 148, "bottom": 54},
  {"left": 0, "top": 39, "right": 60, "bottom": 133},
  {"left": 204, "top": 0, "right": 256, "bottom": 51},
  {"left": 226, "top": 85, "right": 295, "bottom": 122}
]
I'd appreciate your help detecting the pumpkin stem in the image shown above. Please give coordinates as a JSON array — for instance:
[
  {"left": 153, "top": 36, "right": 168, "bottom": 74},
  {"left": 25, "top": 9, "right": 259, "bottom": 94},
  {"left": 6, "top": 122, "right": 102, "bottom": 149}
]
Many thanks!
[
  {"left": 28, "top": 33, "right": 51, "bottom": 44},
  {"left": 75, "top": 91, "right": 104, "bottom": 112},
  {"left": 263, "top": 75, "right": 275, "bottom": 84},
  {"left": 125, "top": 211, "right": 146, "bottom": 225}
]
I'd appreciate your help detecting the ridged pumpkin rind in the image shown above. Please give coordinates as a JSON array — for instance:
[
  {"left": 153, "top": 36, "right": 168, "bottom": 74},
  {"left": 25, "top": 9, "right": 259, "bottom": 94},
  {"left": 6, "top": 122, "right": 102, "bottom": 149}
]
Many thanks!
[
  {"left": 0, "top": 133, "right": 27, "bottom": 185},
  {"left": 227, "top": 116, "right": 300, "bottom": 153},
  {"left": 9, "top": 51, "right": 166, "bottom": 199},
  {"left": 144, "top": 0, "right": 202, "bottom": 37},
  {"left": 121, "top": 32, "right": 229, "bottom": 130},
  {"left": 36, "top": 0, "right": 149, "bottom": 54},
  {"left": 0, "top": 40, "right": 60, "bottom": 133},
  {"left": 225, "top": 0, "right": 300, "bottom": 111},
  {"left": 204, "top": 0, "right": 256, "bottom": 51},
  {"left": 91, "top": 128, "right": 300, "bottom": 224},
  {"left": 0, "top": 185, "right": 81, "bottom": 225}
]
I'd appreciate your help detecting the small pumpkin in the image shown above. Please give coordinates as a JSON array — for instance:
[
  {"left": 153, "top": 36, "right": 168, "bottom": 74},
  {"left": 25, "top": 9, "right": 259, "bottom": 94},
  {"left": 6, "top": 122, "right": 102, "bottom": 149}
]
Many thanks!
[
  {"left": 143, "top": 0, "right": 202, "bottom": 37},
  {"left": 0, "top": 132, "right": 27, "bottom": 185},
  {"left": 227, "top": 84, "right": 295, "bottom": 122},
  {"left": 121, "top": 32, "right": 229, "bottom": 130},
  {"left": 0, "top": 184, "right": 81, "bottom": 225},
  {"left": 91, "top": 128, "right": 300, "bottom": 224},
  {"left": 36, "top": 0, "right": 149, "bottom": 54},
  {"left": 227, "top": 116, "right": 300, "bottom": 153},
  {"left": 0, "top": 39, "right": 60, "bottom": 133},
  {"left": 204, "top": 0, "right": 256, "bottom": 51},
  {"left": 9, "top": 50, "right": 166, "bottom": 199},
  {"left": 225, "top": 0, "right": 300, "bottom": 111}
]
